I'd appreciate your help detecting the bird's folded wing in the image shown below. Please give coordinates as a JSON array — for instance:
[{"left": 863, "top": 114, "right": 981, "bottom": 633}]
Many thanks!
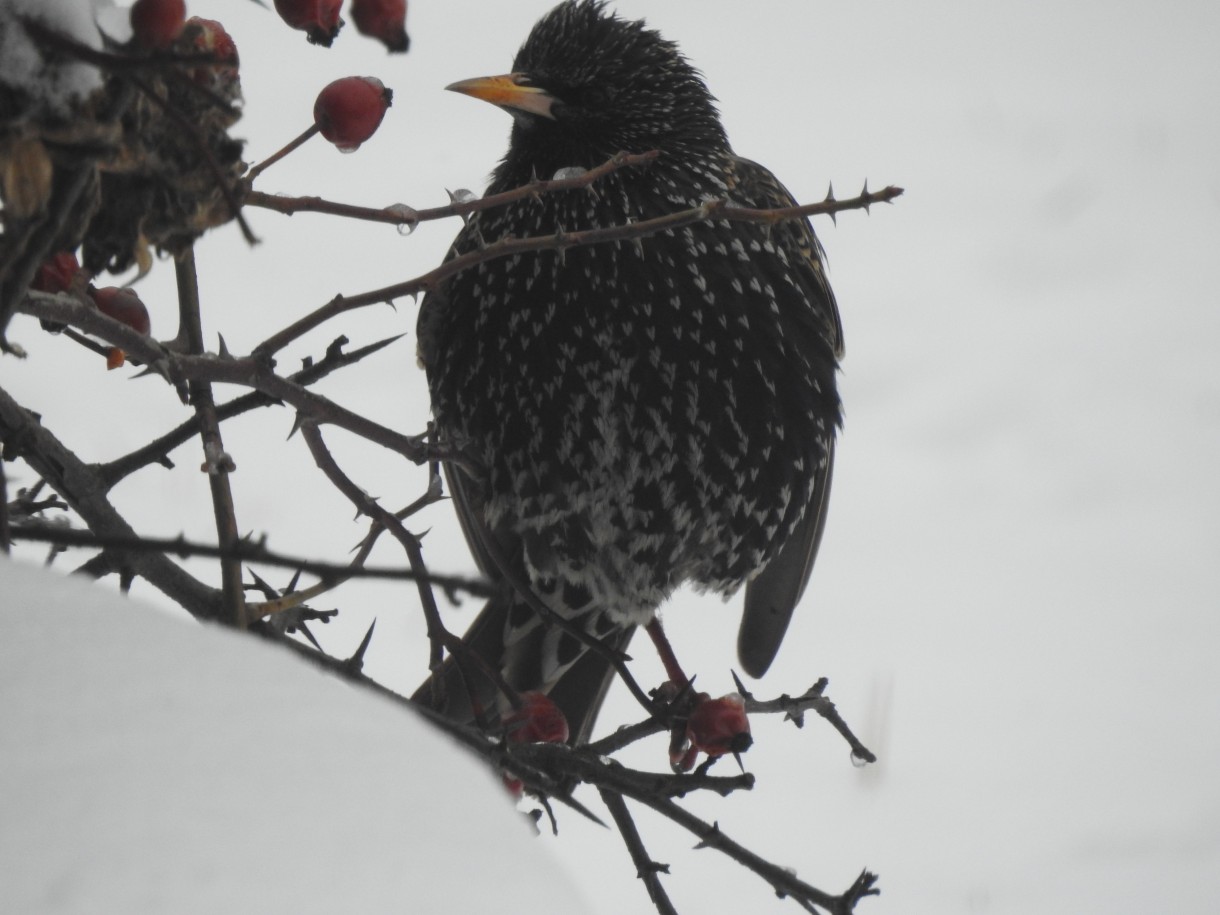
[
  {"left": 740, "top": 438, "right": 835, "bottom": 677},
  {"left": 729, "top": 155, "right": 843, "bottom": 676}
]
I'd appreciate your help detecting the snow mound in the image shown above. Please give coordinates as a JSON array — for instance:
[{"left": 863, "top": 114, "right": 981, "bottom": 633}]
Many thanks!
[{"left": 0, "top": 558, "right": 590, "bottom": 914}]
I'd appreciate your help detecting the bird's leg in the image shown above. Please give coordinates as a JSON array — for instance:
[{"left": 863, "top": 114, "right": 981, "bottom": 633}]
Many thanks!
[
  {"left": 647, "top": 617, "right": 707, "bottom": 770},
  {"left": 645, "top": 617, "right": 691, "bottom": 689}
]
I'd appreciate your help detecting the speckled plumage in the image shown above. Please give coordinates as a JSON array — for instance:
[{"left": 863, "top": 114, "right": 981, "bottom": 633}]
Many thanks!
[{"left": 414, "top": 0, "right": 842, "bottom": 741}]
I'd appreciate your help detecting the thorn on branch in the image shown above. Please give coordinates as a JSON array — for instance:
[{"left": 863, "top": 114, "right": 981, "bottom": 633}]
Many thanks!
[
  {"left": 694, "top": 820, "right": 722, "bottom": 850},
  {"left": 345, "top": 619, "right": 377, "bottom": 672}
]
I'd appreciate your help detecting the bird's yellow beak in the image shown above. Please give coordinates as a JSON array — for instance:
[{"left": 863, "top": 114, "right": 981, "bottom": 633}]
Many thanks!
[{"left": 446, "top": 74, "right": 557, "bottom": 120}]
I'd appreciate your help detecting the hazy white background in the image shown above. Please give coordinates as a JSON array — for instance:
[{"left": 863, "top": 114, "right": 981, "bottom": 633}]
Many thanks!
[{"left": 3, "top": 1, "right": 1219, "bottom": 913}]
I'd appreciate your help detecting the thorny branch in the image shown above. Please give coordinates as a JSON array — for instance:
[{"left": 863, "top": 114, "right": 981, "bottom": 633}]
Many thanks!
[
  {"left": 409, "top": 699, "right": 876, "bottom": 915},
  {"left": 734, "top": 673, "right": 877, "bottom": 765},
  {"left": 0, "top": 385, "right": 225, "bottom": 619},
  {"left": 244, "top": 150, "right": 661, "bottom": 226},
  {"left": 98, "top": 333, "right": 404, "bottom": 486},
  {"left": 16, "top": 290, "right": 434, "bottom": 463},
  {"left": 175, "top": 248, "right": 247, "bottom": 626},
  {"left": 252, "top": 178, "right": 902, "bottom": 357},
  {"left": 599, "top": 789, "right": 679, "bottom": 915},
  {"left": 7, "top": 526, "right": 494, "bottom": 596},
  {"left": 3, "top": 147, "right": 893, "bottom": 914},
  {"left": 249, "top": 609, "right": 876, "bottom": 914},
  {"left": 297, "top": 422, "right": 459, "bottom": 683}
]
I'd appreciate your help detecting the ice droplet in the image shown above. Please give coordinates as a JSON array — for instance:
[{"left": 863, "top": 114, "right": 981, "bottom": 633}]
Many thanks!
[
  {"left": 447, "top": 188, "right": 477, "bottom": 205},
  {"left": 850, "top": 751, "right": 872, "bottom": 768},
  {"left": 386, "top": 203, "right": 419, "bottom": 235},
  {"left": 552, "top": 165, "right": 587, "bottom": 181},
  {"left": 336, "top": 144, "right": 360, "bottom": 155}
]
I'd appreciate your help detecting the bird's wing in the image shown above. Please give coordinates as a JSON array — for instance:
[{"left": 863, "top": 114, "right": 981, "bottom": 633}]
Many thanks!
[
  {"left": 445, "top": 462, "right": 501, "bottom": 581},
  {"left": 725, "top": 155, "right": 843, "bottom": 357},
  {"left": 728, "top": 155, "right": 842, "bottom": 677},
  {"left": 739, "top": 439, "right": 836, "bottom": 677},
  {"left": 416, "top": 225, "right": 507, "bottom": 585}
]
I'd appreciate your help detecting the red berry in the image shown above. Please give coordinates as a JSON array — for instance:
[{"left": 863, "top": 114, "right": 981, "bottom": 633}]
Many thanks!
[
  {"left": 685, "top": 693, "right": 752, "bottom": 759},
  {"left": 30, "top": 251, "right": 81, "bottom": 295},
  {"left": 89, "top": 287, "right": 151, "bottom": 336},
  {"left": 274, "top": 0, "right": 344, "bottom": 47},
  {"left": 180, "top": 17, "right": 240, "bottom": 95},
  {"left": 182, "top": 16, "right": 238, "bottom": 64},
  {"left": 313, "top": 77, "right": 392, "bottom": 151},
  {"left": 130, "top": 0, "right": 186, "bottom": 50},
  {"left": 504, "top": 692, "right": 570, "bottom": 745},
  {"left": 501, "top": 692, "right": 568, "bottom": 797},
  {"left": 350, "top": 0, "right": 409, "bottom": 53}
]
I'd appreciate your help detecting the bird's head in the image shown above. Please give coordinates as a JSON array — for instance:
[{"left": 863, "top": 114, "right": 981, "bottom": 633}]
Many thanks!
[{"left": 447, "top": 0, "right": 728, "bottom": 179}]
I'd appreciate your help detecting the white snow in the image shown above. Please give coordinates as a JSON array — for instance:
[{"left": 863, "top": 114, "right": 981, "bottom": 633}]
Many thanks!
[
  {"left": 0, "top": 558, "right": 591, "bottom": 914},
  {"left": 0, "top": 0, "right": 107, "bottom": 114}
]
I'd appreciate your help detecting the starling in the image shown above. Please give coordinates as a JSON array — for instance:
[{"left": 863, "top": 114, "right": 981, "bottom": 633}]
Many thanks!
[{"left": 414, "top": 0, "right": 843, "bottom": 743}]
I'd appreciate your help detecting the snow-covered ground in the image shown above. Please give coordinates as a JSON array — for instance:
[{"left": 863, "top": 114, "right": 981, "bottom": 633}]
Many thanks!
[
  {"left": 0, "top": 560, "right": 591, "bottom": 913},
  {"left": 3, "top": 1, "right": 1219, "bottom": 913}
]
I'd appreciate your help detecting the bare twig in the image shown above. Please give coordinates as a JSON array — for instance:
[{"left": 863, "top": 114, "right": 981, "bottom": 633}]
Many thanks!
[
  {"left": 254, "top": 600, "right": 878, "bottom": 912},
  {"left": 297, "top": 421, "right": 442, "bottom": 619},
  {"left": 16, "top": 291, "right": 434, "bottom": 464},
  {"left": 252, "top": 182, "right": 903, "bottom": 357},
  {"left": 585, "top": 717, "right": 670, "bottom": 756},
  {"left": 598, "top": 789, "right": 678, "bottom": 915},
  {"left": 505, "top": 740, "right": 755, "bottom": 801},
  {"left": 244, "top": 150, "right": 660, "bottom": 225},
  {"left": 297, "top": 422, "right": 503, "bottom": 711},
  {"left": 176, "top": 249, "right": 247, "bottom": 626},
  {"left": 244, "top": 125, "right": 321, "bottom": 184},
  {"left": 736, "top": 674, "right": 876, "bottom": 764},
  {"left": 8, "top": 526, "right": 493, "bottom": 595},
  {"left": 629, "top": 794, "right": 877, "bottom": 915},
  {"left": 98, "top": 333, "right": 404, "bottom": 486},
  {"left": 0, "top": 385, "right": 224, "bottom": 619}
]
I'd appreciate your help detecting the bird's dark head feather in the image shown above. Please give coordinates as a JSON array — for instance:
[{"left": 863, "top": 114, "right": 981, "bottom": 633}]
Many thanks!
[{"left": 491, "top": 0, "right": 728, "bottom": 180}]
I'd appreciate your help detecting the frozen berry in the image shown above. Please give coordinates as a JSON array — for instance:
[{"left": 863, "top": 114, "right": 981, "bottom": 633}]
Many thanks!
[
  {"left": 130, "top": 0, "right": 186, "bottom": 50},
  {"left": 89, "top": 286, "right": 151, "bottom": 336},
  {"left": 351, "top": 0, "right": 409, "bottom": 53},
  {"left": 501, "top": 691, "right": 569, "bottom": 797},
  {"left": 685, "top": 692, "right": 752, "bottom": 759},
  {"left": 274, "top": 0, "right": 344, "bottom": 47},
  {"left": 30, "top": 251, "right": 82, "bottom": 295},
  {"left": 313, "top": 76, "right": 392, "bottom": 151},
  {"left": 179, "top": 17, "right": 240, "bottom": 98},
  {"left": 504, "top": 692, "right": 570, "bottom": 745}
]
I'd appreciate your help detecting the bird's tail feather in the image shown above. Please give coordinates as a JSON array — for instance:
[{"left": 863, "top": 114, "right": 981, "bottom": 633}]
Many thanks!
[{"left": 411, "top": 591, "right": 634, "bottom": 745}]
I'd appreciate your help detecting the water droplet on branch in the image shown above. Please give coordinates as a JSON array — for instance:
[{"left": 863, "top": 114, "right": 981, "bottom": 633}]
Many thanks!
[{"left": 386, "top": 203, "right": 419, "bottom": 235}]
